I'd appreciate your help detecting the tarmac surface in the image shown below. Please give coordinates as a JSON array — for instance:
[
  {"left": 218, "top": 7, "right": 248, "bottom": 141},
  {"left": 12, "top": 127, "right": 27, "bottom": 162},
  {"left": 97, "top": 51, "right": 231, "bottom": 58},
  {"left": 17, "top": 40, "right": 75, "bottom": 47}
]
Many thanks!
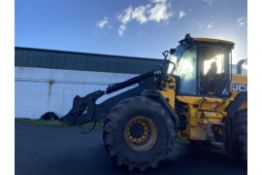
[{"left": 15, "top": 121, "right": 247, "bottom": 175}]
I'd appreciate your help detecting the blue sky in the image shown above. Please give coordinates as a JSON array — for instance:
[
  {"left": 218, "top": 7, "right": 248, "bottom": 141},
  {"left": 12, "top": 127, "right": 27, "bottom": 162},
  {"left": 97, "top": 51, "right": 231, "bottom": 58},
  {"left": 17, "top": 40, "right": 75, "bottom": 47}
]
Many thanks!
[{"left": 16, "top": 0, "right": 247, "bottom": 63}]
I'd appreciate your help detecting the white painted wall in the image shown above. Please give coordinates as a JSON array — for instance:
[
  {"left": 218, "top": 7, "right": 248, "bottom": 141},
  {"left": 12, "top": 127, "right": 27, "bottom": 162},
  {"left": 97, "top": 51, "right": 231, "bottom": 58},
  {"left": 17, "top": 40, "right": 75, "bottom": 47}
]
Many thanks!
[{"left": 15, "top": 67, "right": 137, "bottom": 118}]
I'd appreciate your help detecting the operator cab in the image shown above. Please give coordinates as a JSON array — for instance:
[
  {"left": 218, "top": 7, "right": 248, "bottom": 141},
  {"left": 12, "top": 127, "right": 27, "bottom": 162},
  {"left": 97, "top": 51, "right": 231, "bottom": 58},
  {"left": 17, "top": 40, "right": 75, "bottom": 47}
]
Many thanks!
[{"left": 167, "top": 34, "right": 234, "bottom": 97}]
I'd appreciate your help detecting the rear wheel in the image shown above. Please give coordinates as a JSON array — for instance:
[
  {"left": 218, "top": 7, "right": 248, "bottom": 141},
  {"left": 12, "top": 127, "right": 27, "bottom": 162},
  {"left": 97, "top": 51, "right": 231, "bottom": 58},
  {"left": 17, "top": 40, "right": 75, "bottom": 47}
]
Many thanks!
[
  {"left": 103, "top": 96, "right": 175, "bottom": 171},
  {"left": 226, "top": 109, "right": 247, "bottom": 162}
]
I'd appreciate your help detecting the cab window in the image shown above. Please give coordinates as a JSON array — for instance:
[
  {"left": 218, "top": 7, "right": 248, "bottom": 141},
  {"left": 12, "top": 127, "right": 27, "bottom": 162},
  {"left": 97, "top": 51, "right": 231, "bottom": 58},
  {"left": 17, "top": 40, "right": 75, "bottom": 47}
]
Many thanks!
[
  {"left": 199, "top": 44, "right": 230, "bottom": 97},
  {"left": 175, "top": 46, "right": 197, "bottom": 95}
]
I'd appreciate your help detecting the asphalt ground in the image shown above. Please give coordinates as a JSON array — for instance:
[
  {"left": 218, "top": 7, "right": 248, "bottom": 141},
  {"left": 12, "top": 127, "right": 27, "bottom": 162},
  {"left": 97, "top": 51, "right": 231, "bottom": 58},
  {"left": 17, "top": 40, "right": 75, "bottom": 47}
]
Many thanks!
[{"left": 15, "top": 121, "right": 247, "bottom": 175}]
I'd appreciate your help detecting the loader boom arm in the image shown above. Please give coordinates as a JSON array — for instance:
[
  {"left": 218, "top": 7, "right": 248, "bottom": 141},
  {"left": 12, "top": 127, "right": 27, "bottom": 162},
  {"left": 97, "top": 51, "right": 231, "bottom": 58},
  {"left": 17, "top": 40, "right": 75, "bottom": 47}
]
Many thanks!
[{"left": 60, "top": 68, "right": 162, "bottom": 126}]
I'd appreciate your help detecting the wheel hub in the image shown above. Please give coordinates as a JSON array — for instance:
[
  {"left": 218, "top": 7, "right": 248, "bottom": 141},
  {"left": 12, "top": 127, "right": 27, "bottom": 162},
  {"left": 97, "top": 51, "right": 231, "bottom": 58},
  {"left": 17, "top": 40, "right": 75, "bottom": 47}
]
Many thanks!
[
  {"left": 124, "top": 116, "right": 157, "bottom": 152},
  {"left": 129, "top": 122, "right": 145, "bottom": 138}
]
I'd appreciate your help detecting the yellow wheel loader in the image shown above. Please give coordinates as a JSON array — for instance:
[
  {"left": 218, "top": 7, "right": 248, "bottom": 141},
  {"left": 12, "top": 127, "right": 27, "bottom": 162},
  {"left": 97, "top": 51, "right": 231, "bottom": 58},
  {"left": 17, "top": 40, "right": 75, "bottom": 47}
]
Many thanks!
[{"left": 60, "top": 34, "right": 247, "bottom": 171}]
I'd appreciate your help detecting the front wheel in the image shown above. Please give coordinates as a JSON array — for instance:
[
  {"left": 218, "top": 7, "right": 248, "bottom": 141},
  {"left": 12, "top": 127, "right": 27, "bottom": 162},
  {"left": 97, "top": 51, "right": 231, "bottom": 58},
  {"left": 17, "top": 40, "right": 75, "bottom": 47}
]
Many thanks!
[{"left": 103, "top": 96, "right": 175, "bottom": 171}]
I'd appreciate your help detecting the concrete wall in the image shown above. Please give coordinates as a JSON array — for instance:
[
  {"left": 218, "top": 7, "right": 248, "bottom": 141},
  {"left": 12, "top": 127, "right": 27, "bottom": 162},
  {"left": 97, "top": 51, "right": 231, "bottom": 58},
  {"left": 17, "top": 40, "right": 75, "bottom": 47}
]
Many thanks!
[{"left": 15, "top": 67, "right": 137, "bottom": 118}]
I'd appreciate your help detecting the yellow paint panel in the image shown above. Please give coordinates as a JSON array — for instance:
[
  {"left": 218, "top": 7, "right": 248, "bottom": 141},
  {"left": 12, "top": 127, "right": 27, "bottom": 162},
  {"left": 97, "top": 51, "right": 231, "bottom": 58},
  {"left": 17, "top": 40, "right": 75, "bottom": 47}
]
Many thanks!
[
  {"left": 176, "top": 96, "right": 224, "bottom": 105},
  {"left": 239, "top": 101, "right": 247, "bottom": 111},
  {"left": 160, "top": 89, "right": 175, "bottom": 108},
  {"left": 176, "top": 96, "right": 202, "bottom": 104},
  {"left": 232, "top": 74, "right": 247, "bottom": 85}
]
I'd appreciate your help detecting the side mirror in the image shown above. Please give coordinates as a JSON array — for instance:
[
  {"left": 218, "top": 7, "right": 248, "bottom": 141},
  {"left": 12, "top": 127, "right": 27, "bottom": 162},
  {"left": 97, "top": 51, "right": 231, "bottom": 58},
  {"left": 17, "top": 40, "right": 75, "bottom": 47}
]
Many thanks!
[
  {"left": 162, "top": 50, "right": 169, "bottom": 60},
  {"left": 170, "top": 48, "right": 176, "bottom": 54}
]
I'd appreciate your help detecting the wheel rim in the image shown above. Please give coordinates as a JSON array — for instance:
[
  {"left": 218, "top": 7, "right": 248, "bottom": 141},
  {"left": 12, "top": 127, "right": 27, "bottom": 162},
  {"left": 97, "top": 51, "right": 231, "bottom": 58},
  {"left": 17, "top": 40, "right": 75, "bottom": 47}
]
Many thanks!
[{"left": 124, "top": 116, "right": 158, "bottom": 152}]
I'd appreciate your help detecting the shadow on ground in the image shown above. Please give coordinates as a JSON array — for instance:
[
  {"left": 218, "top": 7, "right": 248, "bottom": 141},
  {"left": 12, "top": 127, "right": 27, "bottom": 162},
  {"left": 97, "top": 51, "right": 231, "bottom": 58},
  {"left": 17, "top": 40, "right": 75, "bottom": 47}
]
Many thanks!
[{"left": 15, "top": 122, "right": 247, "bottom": 175}]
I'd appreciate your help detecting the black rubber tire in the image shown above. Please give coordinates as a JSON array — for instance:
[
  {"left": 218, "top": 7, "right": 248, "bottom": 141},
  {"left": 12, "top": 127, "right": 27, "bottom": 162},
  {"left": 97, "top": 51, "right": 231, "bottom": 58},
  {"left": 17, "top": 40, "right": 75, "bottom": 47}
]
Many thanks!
[
  {"left": 103, "top": 96, "right": 175, "bottom": 171},
  {"left": 226, "top": 109, "right": 247, "bottom": 162},
  {"left": 40, "top": 112, "right": 59, "bottom": 120}
]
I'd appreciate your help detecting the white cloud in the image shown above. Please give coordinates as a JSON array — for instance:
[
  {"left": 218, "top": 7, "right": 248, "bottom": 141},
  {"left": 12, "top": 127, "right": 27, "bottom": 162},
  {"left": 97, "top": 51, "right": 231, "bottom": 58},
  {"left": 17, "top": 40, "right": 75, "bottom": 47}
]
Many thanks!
[
  {"left": 118, "top": 0, "right": 173, "bottom": 36},
  {"left": 132, "top": 5, "right": 151, "bottom": 24},
  {"left": 237, "top": 17, "right": 247, "bottom": 27},
  {"left": 97, "top": 17, "right": 110, "bottom": 29},
  {"left": 118, "top": 24, "right": 127, "bottom": 36},
  {"left": 118, "top": 7, "right": 133, "bottom": 24},
  {"left": 202, "top": 0, "right": 215, "bottom": 5},
  {"left": 207, "top": 24, "right": 213, "bottom": 29},
  {"left": 178, "top": 10, "right": 186, "bottom": 19},
  {"left": 148, "top": 1, "right": 173, "bottom": 22},
  {"left": 152, "top": 0, "right": 166, "bottom": 2},
  {"left": 197, "top": 22, "right": 213, "bottom": 29}
]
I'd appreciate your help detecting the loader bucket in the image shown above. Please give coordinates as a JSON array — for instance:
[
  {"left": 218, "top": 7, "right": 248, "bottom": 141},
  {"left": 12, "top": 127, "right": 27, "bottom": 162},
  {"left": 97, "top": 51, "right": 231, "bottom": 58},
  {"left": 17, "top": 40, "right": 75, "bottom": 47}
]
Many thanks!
[{"left": 60, "top": 90, "right": 105, "bottom": 126}]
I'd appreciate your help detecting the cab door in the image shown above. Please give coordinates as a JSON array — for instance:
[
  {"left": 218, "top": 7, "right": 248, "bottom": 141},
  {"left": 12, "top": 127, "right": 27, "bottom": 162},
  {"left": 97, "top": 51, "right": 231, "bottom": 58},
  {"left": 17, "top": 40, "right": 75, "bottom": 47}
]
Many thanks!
[{"left": 198, "top": 43, "right": 232, "bottom": 98}]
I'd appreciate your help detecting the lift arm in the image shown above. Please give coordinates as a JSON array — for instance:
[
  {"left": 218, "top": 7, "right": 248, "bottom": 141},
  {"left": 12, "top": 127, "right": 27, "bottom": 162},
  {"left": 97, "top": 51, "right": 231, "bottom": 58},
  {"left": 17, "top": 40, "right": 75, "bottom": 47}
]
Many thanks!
[{"left": 60, "top": 68, "right": 161, "bottom": 126}]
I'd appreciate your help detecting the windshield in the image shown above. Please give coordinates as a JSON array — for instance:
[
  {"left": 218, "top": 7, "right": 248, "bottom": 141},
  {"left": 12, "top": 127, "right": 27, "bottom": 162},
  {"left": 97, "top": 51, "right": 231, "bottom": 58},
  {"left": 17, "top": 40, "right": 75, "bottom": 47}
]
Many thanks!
[
  {"left": 167, "top": 44, "right": 187, "bottom": 74},
  {"left": 167, "top": 54, "right": 178, "bottom": 74},
  {"left": 167, "top": 45, "right": 197, "bottom": 95}
]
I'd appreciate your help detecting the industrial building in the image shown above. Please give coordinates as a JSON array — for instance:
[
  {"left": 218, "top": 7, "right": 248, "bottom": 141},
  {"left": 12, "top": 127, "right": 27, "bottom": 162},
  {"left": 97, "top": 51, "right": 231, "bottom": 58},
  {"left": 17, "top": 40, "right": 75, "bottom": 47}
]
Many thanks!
[
  {"left": 15, "top": 47, "right": 162, "bottom": 118},
  {"left": 15, "top": 47, "right": 245, "bottom": 118}
]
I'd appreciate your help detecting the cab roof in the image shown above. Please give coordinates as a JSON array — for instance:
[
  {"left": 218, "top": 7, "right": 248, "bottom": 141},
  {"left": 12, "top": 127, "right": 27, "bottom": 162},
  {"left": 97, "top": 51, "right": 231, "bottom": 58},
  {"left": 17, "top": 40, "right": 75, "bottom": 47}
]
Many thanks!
[
  {"left": 193, "top": 37, "right": 235, "bottom": 46},
  {"left": 178, "top": 34, "right": 235, "bottom": 50}
]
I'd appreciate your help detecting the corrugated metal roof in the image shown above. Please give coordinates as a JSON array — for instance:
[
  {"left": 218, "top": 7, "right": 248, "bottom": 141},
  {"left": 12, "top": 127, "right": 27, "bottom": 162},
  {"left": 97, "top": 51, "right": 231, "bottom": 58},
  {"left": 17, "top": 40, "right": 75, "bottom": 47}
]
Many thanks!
[{"left": 15, "top": 47, "right": 162, "bottom": 74}]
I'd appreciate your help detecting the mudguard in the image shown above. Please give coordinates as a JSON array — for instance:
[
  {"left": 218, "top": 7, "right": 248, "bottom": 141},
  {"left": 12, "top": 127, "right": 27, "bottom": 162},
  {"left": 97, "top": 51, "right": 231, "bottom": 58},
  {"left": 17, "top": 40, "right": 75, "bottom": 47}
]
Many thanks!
[{"left": 226, "top": 92, "right": 247, "bottom": 118}]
